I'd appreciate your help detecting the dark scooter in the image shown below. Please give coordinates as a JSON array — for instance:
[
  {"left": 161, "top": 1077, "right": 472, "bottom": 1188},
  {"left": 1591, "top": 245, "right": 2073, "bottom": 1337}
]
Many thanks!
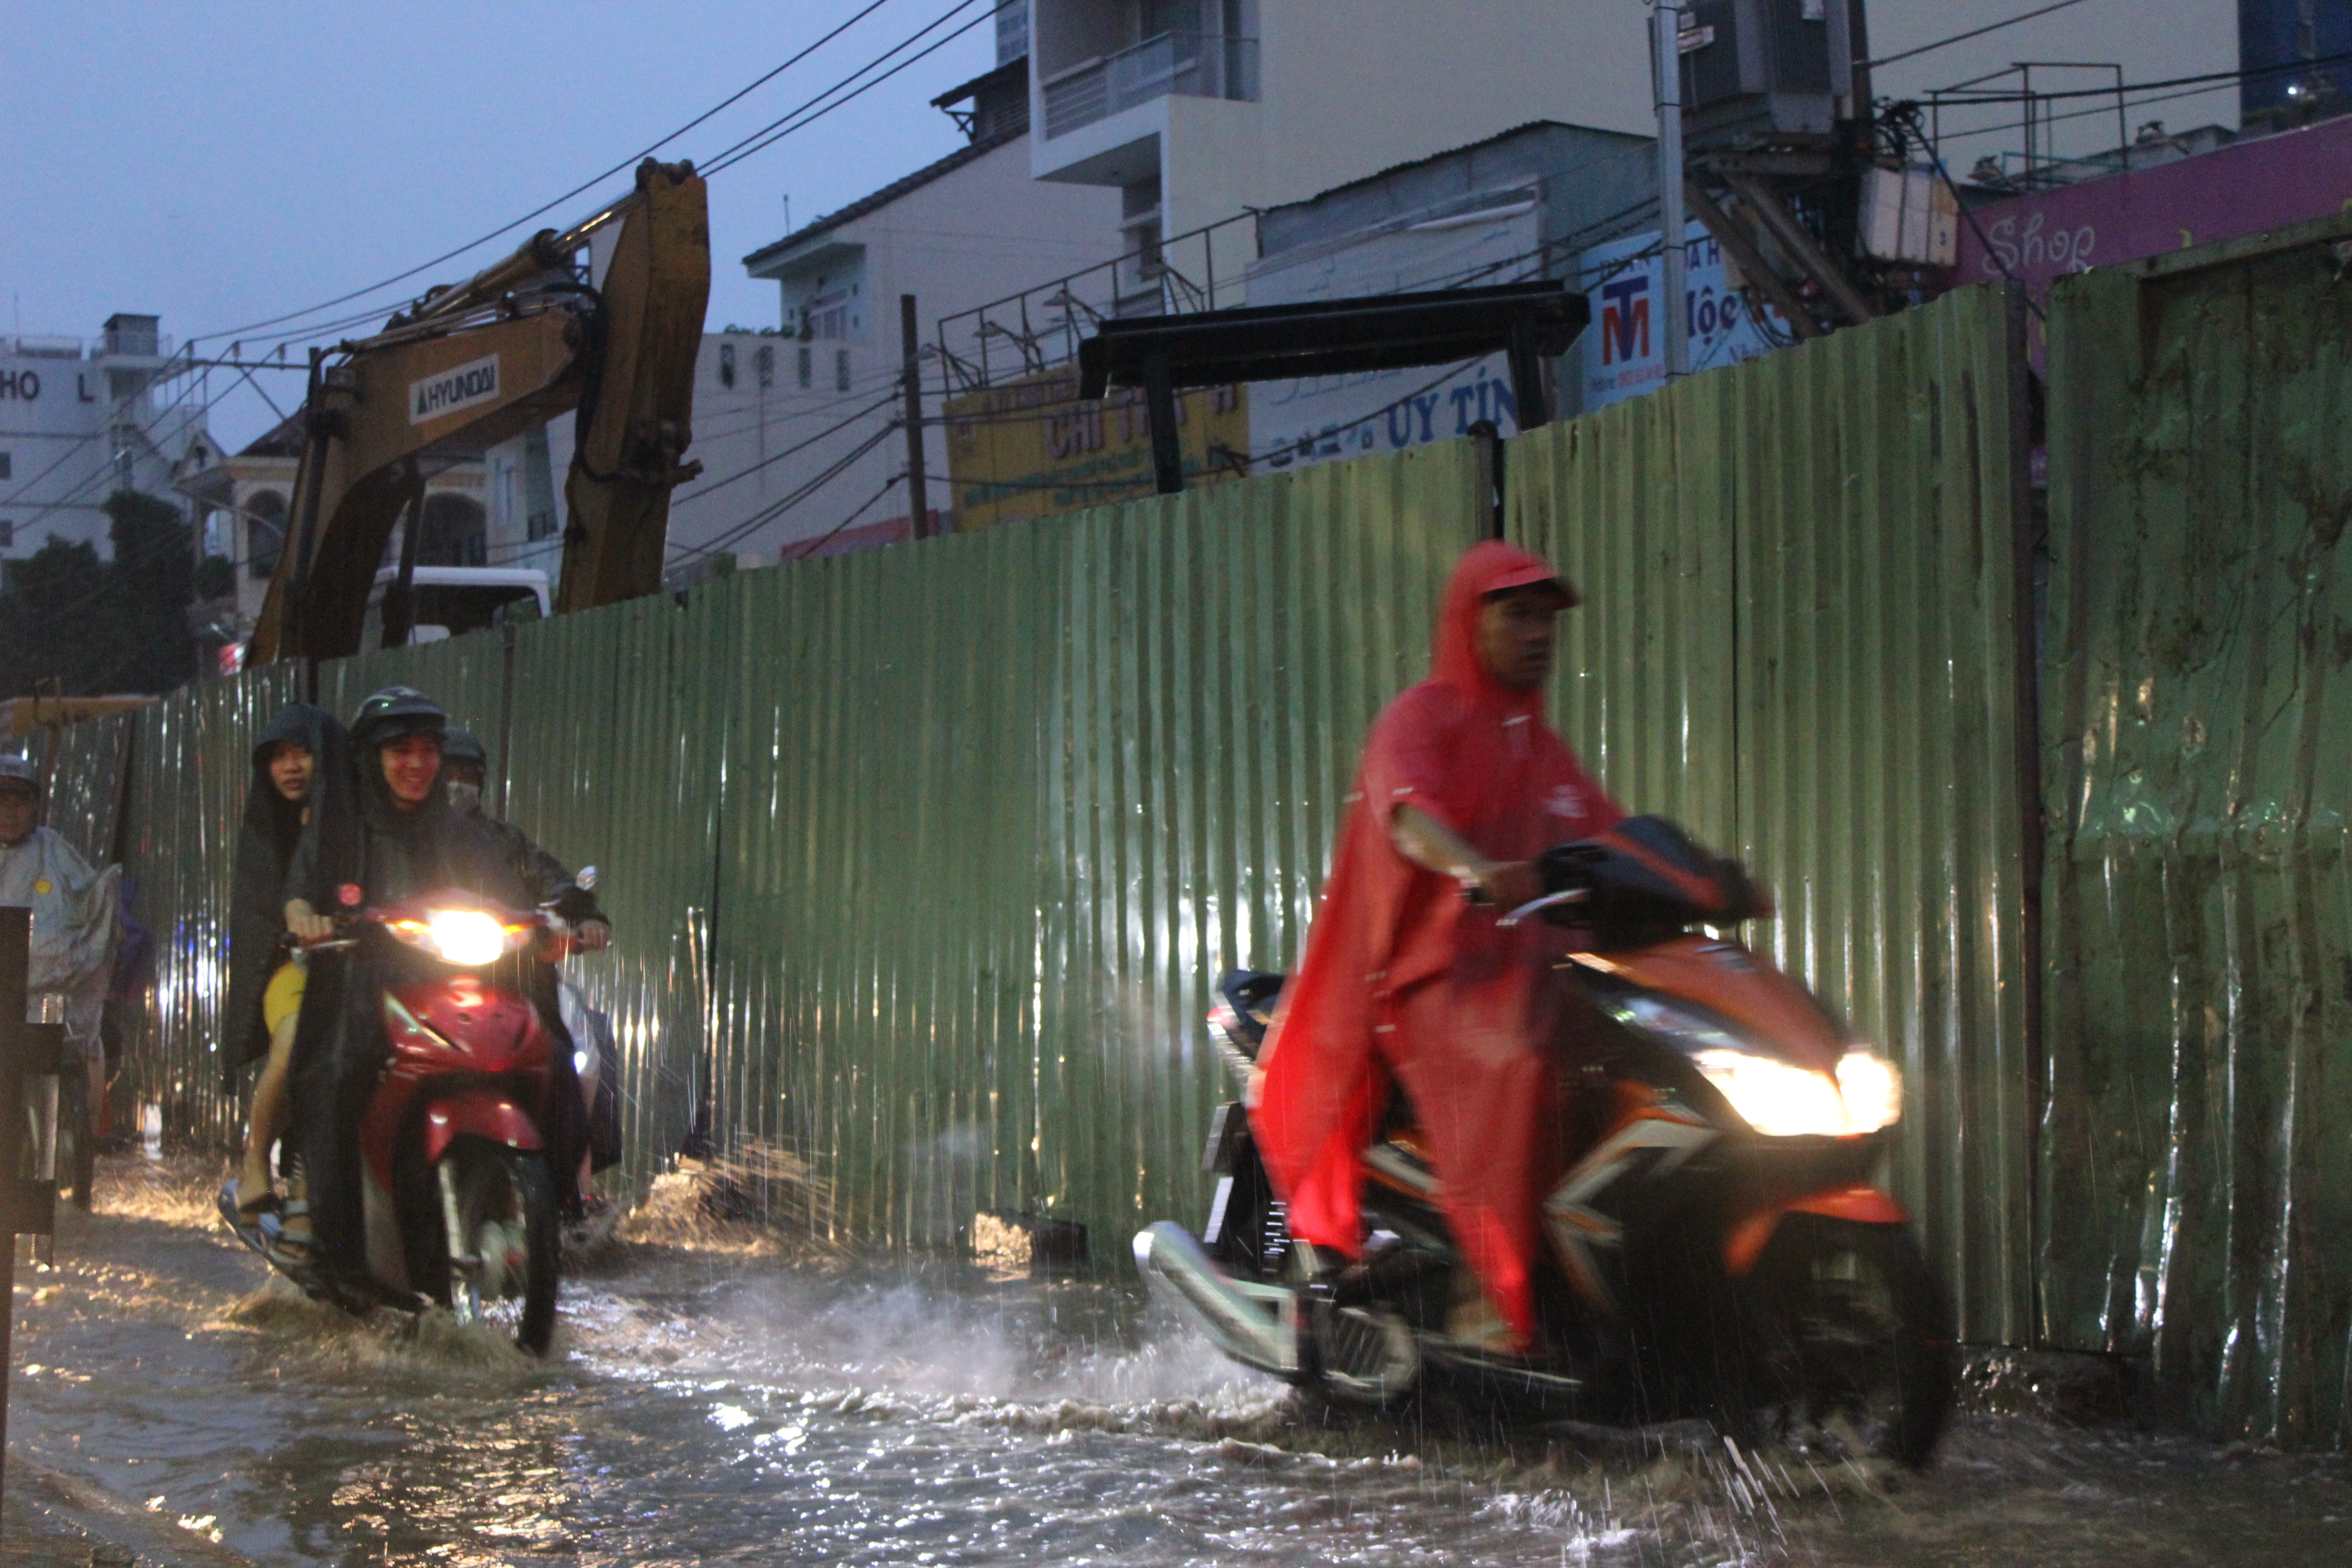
[{"left": 1135, "top": 817, "right": 1956, "bottom": 1465}]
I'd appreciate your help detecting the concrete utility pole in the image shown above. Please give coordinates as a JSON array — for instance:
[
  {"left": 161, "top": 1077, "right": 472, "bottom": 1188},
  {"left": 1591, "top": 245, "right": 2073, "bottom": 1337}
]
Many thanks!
[
  {"left": 898, "top": 294, "right": 931, "bottom": 540},
  {"left": 1653, "top": 0, "right": 1691, "bottom": 378}
]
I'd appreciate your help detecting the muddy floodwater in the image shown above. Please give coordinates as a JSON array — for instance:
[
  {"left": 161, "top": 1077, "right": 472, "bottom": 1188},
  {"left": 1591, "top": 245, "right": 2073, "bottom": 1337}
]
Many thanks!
[{"left": 7, "top": 1159, "right": 2351, "bottom": 1567}]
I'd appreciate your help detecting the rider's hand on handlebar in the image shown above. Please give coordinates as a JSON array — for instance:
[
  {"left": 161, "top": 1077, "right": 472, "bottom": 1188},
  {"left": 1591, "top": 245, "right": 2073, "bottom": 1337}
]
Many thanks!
[
  {"left": 575, "top": 917, "right": 612, "bottom": 953},
  {"left": 1473, "top": 861, "right": 1544, "bottom": 914},
  {"left": 284, "top": 898, "right": 337, "bottom": 944}
]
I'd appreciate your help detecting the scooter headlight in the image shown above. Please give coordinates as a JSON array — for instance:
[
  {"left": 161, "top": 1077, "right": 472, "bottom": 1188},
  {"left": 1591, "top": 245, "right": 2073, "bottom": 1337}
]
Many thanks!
[
  {"left": 1694, "top": 1046, "right": 1903, "bottom": 1137},
  {"left": 387, "top": 907, "right": 527, "bottom": 966}
]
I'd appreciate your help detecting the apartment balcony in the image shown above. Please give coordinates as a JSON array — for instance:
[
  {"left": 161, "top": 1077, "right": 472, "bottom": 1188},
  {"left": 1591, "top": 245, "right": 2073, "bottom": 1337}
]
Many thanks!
[{"left": 1041, "top": 30, "right": 1258, "bottom": 141}]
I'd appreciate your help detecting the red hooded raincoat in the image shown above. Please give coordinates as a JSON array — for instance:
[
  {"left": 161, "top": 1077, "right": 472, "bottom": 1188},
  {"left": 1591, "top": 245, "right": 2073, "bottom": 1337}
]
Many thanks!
[{"left": 1250, "top": 541, "right": 1622, "bottom": 1345}]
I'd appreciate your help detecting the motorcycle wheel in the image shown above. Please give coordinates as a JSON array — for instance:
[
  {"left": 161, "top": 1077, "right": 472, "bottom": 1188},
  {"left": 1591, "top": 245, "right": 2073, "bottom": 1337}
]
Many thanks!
[
  {"left": 436, "top": 1139, "right": 561, "bottom": 1355},
  {"left": 1740, "top": 1215, "right": 1955, "bottom": 1468}
]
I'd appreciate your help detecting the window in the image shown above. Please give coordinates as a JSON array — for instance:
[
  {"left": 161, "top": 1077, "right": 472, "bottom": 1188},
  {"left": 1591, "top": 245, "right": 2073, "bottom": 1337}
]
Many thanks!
[
  {"left": 527, "top": 506, "right": 559, "bottom": 543},
  {"left": 995, "top": 0, "right": 1028, "bottom": 64},
  {"left": 246, "top": 490, "right": 287, "bottom": 578},
  {"left": 0, "top": 452, "right": 11, "bottom": 480},
  {"left": 0, "top": 521, "right": 12, "bottom": 550},
  {"left": 755, "top": 344, "right": 775, "bottom": 389},
  {"left": 719, "top": 342, "right": 737, "bottom": 388},
  {"left": 835, "top": 348, "right": 851, "bottom": 392},
  {"left": 418, "top": 493, "right": 488, "bottom": 567},
  {"left": 798, "top": 345, "right": 813, "bottom": 388}
]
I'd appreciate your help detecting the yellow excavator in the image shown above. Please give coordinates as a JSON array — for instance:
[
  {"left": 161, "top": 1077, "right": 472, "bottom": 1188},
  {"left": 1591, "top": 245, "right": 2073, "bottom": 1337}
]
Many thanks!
[{"left": 250, "top": 159, "right": 710, "bottom": 663}]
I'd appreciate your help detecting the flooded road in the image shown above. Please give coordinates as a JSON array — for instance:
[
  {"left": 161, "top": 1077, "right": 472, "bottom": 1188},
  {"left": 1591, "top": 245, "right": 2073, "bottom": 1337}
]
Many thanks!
[{"left": 9, "top": 1158, "right": 2352, "bottom": 1567}]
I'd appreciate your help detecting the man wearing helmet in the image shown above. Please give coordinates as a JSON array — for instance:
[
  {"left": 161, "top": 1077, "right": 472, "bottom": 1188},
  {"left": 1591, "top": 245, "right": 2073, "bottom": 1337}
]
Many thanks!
[
  {"left": 437, "top": 730, "right": 610, "bottom": 951},
  {"left": 278, "top": 687, "right": 588, "bottom": 1274},
  {"left": 439, "top": 728, "right": 623, "bottom": 1202},
  {"left": 0, "top": 754, "right": 121, "bottom": 1099}
]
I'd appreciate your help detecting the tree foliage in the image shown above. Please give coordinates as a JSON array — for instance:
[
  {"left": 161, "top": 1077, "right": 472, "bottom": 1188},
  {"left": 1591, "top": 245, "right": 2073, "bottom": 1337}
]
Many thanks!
[{"left": 0, "top": 490, "right": 198, "bottom": 697}]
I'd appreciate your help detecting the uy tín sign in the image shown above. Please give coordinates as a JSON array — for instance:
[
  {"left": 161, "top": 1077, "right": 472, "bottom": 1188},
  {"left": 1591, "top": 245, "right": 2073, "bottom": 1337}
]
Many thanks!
[{"left": 1577, "top": 222, "right": 1787, "bottom": 411}]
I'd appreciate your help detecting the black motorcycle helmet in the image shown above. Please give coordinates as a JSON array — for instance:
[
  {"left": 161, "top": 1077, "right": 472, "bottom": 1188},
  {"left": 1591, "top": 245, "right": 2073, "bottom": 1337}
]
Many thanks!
[
  {"left": 441, "top": 728, "right": 487, "bottom": 770},
  {"left": 349, "top": 686, "right": 446, "bottom": 753}
]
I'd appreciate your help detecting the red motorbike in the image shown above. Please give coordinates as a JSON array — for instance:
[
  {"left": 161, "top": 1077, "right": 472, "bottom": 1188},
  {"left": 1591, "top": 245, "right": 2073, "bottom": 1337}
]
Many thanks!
[{"left": 223, "top": 887, "right": 578, "bottom": 1353}]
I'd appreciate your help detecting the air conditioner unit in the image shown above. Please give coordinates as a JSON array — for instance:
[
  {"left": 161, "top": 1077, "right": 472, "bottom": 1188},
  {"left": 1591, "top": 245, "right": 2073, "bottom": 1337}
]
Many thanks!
[{"left": 1858, "top": 167, "right": 1958, "bottom": 267}]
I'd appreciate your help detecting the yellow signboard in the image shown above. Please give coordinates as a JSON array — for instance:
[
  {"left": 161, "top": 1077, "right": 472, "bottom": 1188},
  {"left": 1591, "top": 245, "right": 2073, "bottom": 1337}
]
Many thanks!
[{"left": 944, "top": 368, "right": 1249, "bottom": 531}]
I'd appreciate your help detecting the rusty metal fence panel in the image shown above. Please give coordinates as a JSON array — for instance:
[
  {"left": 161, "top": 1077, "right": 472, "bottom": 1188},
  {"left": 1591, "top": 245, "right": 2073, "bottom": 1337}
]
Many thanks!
[
  {"left": 2041, "top": 215, "right": 2352, "bottom": 1446},
  {"left": 1512, "top": 284, "right": 2034, "bottom": 1345}
]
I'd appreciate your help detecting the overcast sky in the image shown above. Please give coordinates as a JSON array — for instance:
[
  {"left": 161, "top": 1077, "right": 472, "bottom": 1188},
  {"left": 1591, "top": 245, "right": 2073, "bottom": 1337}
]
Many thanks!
[
  {"left": 3, "top": 1, "right": 2239, "bottom": 454},
  {"left": 1, "top": 1, "right": 998, "bottom": 450}
]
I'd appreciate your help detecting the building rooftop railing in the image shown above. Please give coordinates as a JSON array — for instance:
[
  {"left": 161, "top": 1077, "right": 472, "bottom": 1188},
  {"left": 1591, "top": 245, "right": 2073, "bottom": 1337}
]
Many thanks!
[
  {"left": 1040, "top": 29, "right": 1259, "bottom": 141},
  {"left": 932, "top": 210, "right": 1258, "bottom": 392}
]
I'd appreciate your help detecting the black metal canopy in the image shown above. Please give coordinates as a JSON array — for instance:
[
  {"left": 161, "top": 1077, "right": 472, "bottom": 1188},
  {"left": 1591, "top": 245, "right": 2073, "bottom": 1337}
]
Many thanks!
[{"left": 1076, "top": 279, "right": 1589, "bottom": 495}]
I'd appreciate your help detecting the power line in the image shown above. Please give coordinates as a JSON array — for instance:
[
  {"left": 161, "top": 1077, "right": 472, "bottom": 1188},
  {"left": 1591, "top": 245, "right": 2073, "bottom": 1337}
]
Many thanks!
[
  {"left": 669, "top": 420, "right": 903, "bottom": 564},
  {"left": 188, "top": 0, "right": 909, "bottom": 347},
  {"left": 701, "top": 1, "right": 1007, "bottom": 176},
  {"left": 1869, "top": 0, "right": 2092, "bottom": 70},
  {"left": 779, "top": 469, "right": 904, "bottom": 563}
]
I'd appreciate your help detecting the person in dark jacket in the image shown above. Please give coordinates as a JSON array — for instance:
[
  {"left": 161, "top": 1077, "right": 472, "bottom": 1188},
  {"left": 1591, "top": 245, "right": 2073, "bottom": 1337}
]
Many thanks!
[
  {"left": 279, "top": 687, "right": 583, "bottom": 1275},
  {"left": 440, "top": 729, "right": 622, "bottom": 1197},
  {"left": 225, "top": 703, "right": 340, "bottom": 1218},
  {"left": 438, "top": 730, "right": 610, "bottom": 948}
]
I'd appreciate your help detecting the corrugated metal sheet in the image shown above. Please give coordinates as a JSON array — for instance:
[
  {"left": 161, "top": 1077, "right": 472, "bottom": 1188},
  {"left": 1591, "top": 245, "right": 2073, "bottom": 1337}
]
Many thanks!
[
  {"left": 38, "top": 712, "right": 133, "bottom": 867},
  {"left": 2040, "top": 213, "right": 2352, "bottom": 1446},
  {"left": 118, "top": 664, "right": 301, "bottom": 1142},
  {"left": 706, "top": 443, "right": 1481, "bottom": 1244},
  {"left": 1512, "top": 283, "right": 2035, "bottom": 1344},
  {"left": 66, "top": 291, "right": 2039, "bottom": 1318},
  {"left": 83, "top": 439, "right": 1478, "bottom": 1250}
]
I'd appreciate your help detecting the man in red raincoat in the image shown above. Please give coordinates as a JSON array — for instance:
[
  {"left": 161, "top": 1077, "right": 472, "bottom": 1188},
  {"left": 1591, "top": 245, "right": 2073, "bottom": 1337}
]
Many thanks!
[{"left": 1250, "top": 540, "right": 1623, "bottom": 1353}]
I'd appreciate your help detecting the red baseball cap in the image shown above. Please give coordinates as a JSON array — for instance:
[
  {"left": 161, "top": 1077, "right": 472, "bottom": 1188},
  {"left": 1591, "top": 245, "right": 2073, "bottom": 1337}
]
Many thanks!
[{"left": 1481, "top": 559, "right": 1581, "bottom": 609}]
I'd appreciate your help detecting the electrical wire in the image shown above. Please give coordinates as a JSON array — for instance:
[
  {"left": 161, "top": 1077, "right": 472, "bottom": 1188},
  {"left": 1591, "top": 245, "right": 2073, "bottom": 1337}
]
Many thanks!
[
  {"left": 700, "top": 1, "right": 1007, "bottom": 177},
  {"left": 1868, "top": 0, "right": 2092, "bottom": 70},
  {"left": 188, "top": 0, "right": 909, "bottom": 347},
  {"left": 667, "top": 419, "right": 903, "bottom": 564},
  {"left": 778, "top": 468, "right": 904, "bottom": 562}
]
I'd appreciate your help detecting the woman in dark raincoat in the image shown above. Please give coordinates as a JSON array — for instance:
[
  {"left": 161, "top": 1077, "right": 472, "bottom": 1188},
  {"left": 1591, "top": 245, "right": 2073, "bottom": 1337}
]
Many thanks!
[{"left": 225, "top": 703, "right": 342, "bottom": 1217}]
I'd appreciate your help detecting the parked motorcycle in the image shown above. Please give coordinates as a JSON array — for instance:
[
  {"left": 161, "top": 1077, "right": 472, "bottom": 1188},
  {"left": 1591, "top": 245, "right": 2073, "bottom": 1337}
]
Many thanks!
[
  {"left": 1135, "top": 816, "right": 1956, "bottom": 1465},
  {"left": 221, "top": 884, "right": 588, "bottom": 1354}
]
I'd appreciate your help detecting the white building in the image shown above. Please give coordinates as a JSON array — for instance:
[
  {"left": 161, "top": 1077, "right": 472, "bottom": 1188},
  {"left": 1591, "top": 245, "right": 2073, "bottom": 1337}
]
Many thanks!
[
  {"left": 177, "top": 412, "right": 487, "bottom": 656},
  {"left": 0, "top": 314, "right": 211, "bottom": 563},
  {"left": 1025, "top": 1, "right": 1655, "bottom": 292},
  {"left": 484, "top": 10, "right": 1125, "bottom": 573}
]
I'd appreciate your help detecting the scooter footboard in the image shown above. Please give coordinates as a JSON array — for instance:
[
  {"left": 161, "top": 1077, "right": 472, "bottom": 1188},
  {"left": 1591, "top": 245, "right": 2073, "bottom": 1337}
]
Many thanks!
[
  {"left": 1133, "top": 1221, "right": 1304, "bottom": 1381},
  {"left": 421, "top": 1096, "right": 544, "bottom": 1167}
]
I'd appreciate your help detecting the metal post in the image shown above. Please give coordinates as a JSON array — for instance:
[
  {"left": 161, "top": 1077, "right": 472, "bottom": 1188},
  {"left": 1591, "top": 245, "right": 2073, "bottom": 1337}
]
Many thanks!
[
  {"left": 1143, "top": 354, "right": 1184, "bottom": 496},
  {"left": 899, "top": 294, "right": 931, "bottom": 539},
  {"left": 1653, "top": 0, "right": 1690, "bottom": 379},
  {"left": 0, "top": 906, "right": 65, "bottom": 1530}
]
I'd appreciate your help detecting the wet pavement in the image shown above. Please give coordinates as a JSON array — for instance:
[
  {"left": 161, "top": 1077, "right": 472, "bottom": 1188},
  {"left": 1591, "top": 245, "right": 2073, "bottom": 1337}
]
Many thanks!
[{"left": 6, "top": 1156, "right": 2351, "bottom": 1567}]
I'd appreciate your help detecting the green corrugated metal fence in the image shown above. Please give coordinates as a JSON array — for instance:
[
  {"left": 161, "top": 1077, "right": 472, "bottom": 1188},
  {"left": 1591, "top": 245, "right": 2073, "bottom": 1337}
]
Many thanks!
[
  {"left": 2041, "top": 214, "right": 2352, "bottom": 1446},
  {"left": 1512, "top": 284, "right": 2034, "bottom": 1345},
  {"left": 72, "top": 285, "right": 2041, "bottom": 1345},
  {"left": 107, "top": 441, "right": 1479, "bottom": 1246}
]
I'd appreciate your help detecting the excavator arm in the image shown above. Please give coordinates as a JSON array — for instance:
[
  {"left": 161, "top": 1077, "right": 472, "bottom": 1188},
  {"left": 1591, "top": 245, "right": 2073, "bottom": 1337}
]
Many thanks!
[{"left": 250, "top": 159, "right": 709, "bottom": 664}]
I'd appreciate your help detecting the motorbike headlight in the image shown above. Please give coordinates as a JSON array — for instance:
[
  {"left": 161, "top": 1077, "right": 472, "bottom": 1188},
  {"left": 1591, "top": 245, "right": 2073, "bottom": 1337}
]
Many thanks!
[
  {"left": 1834, "top": 1048, "right": 1903, "bottom": 1134},
  {"left": 388, "top": 908, "right": 523, "bottom": 966},
  {"left": 1693, "top": 1046, "right": 1903, "bottom": 1137}
]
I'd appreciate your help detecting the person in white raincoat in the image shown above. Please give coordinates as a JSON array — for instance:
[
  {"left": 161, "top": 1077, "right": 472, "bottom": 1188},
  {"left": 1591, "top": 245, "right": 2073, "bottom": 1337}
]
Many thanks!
[{"left": 0, "top": 754, "right": 120, "bottom": 1077}]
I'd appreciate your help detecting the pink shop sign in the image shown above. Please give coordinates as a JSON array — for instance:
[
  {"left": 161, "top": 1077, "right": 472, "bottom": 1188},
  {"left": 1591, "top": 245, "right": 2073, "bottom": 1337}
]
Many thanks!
[{"left": 1955, "top": 114, "right": 2352, "bottom": 342}]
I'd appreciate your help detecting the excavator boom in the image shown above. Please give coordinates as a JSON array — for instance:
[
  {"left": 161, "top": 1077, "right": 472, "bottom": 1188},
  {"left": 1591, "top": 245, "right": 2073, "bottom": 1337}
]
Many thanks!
[{"left": 250, "top": 160, "right": 708, "bottom": 664}]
